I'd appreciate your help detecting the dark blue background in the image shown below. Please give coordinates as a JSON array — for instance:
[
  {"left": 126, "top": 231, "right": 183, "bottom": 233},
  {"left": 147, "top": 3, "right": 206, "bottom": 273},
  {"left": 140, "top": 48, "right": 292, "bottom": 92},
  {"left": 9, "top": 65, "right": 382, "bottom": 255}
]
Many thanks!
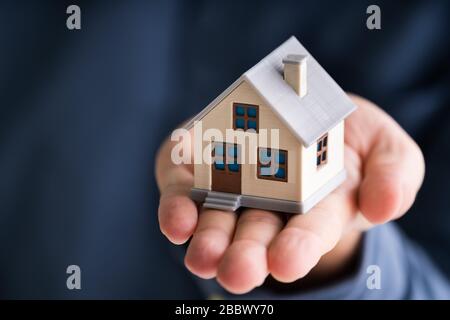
[{"left": 0, "top": 0, "right": 449, "bottom": 298}]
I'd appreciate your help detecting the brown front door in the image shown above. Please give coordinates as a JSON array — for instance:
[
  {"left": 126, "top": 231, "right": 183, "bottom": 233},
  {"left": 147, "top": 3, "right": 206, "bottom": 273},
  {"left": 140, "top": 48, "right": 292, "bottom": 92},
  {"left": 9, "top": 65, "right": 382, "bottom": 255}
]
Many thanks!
[{"left": 211, "top": 142, "right": 241, "bottom": 194}]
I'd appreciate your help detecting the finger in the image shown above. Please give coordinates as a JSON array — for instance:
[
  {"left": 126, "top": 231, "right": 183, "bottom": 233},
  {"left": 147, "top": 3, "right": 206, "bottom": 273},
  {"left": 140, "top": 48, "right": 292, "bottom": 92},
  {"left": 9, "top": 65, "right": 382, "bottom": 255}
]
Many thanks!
[
  {"left": 158, "top": 182, "right": 198, "bottom": 245},
  {"left": 217, "top": 209, "right": 284, "bottom": 294},
  {"left": 347, "top": 95, "right": 425, "bottom": 224},
  {"left": 156, "top": 137, "right": 197, "bottom": 245},
  {"left": 184, "top": 208, "right": 237, "bottom": 279},
  {"left": 268, "top": 190, "right": 355, "bottom": 283},
  {"left": 360, "top": 129, "right": 425, "bottom": 223}
]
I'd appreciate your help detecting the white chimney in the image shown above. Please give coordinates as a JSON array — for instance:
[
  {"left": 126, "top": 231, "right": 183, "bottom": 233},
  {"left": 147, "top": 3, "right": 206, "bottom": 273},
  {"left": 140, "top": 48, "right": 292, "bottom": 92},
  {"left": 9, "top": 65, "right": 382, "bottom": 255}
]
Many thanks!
[{"left": 282, "top": 54, "right": 307, "bottom": 97}]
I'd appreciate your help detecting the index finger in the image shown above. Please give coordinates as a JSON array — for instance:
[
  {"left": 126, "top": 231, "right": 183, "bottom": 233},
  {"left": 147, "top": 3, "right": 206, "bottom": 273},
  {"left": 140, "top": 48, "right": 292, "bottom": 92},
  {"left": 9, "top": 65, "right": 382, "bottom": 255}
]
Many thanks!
[{"left": 156, "top": 138, "right": 198, "bottom": 245}]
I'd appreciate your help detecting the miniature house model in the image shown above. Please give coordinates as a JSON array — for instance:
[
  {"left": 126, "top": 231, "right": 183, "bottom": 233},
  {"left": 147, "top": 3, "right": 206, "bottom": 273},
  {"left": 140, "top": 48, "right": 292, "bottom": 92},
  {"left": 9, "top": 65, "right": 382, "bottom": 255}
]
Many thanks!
[{"left": 185, "top": 36, "right": 356, "bottom": 214}]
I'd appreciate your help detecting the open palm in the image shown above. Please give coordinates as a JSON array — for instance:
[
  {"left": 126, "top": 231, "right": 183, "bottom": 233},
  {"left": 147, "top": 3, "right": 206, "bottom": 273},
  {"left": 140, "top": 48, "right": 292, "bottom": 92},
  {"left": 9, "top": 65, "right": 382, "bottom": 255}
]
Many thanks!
[{"left": 155, "top": 94, "right": 424, "bottom": 294}]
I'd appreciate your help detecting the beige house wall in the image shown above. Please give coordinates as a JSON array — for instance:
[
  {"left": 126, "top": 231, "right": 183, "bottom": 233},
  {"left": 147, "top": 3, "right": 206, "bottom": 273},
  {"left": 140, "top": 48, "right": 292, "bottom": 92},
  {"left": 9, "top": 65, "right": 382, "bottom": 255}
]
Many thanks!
[
  {"left": 300, "top": 120, "right": 344, "bottom": 201},
  {"left": 193, "top": 80, "right": 301, "bottom": 201}
]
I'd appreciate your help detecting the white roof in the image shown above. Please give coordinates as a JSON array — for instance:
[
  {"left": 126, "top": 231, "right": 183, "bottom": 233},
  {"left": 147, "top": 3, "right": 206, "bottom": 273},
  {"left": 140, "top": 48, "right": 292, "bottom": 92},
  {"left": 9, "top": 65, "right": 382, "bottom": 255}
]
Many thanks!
[{"left": 184, "top": 36, "right": 357, "bottom": 147}]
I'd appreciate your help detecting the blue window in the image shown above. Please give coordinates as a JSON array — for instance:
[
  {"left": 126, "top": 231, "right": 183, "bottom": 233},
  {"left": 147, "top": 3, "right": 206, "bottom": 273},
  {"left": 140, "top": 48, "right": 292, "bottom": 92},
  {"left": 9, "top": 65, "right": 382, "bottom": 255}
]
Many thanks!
[
  {"left": 247, "top": 107, "right": 257, "bottom": 118},
  {"left": 214, "top": 143, "right": 224, "bottom": 156},
  {"left": 215, "top": 155, "right": 224, "bottom": 163},
  {"left": 235, "top": 118, "right": 245, "bottom": 129},
  {"left": 259, "top": 166, "right": 272, "bottom": 176},
  {"left": 235, "top": 105, "right": 245, "bottom": 116},
  {"left": 215, "top": 163, "right": 225, "bottom": 170},
  {"left": 233, "top": 103, "right": 258, "bottom": 132},
  {"left": 214, "top": 142, "right": 224, "bottom": 165},
  {"left": 259, "top": 149, "right": 271, "bottom": 165},
  {"left": 228, "top": 145, "right": 239, "bottom": 158},
  {"left": 277, "top": 151, "right": 286, "bottom": 164},
  {"left": 212, "top": 142, "right": 241, "bottom": 174},
  {"left": 275, "top": 168, "right": 286, "bottom": 179},
  {"left": 247, "top": 120, "right": 257, "bottom": 130},
  {"left": 257, "top": 148, "right": 287, "bottom": 182},
  {"left": 317, "top": 134, "right": 328, "bottom": 168}
]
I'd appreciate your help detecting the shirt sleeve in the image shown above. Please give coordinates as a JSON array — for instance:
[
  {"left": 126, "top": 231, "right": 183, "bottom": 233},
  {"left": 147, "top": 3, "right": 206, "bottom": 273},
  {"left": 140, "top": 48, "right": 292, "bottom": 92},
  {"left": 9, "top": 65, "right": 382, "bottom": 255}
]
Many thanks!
[{"left": 194, "top": 223, "right": 450, "bottom": 299}]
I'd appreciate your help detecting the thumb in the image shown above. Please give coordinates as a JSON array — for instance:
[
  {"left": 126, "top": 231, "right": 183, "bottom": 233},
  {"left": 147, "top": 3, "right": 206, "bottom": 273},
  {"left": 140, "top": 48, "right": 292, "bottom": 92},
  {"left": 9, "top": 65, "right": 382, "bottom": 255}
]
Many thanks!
[{"left": 346, "top": 95, "right": 425, "bottom": 224}]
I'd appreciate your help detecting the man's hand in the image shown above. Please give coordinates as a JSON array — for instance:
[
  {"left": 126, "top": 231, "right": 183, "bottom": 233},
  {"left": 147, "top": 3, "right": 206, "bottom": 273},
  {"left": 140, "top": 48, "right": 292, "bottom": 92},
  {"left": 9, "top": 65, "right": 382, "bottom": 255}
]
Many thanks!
[{"left": 155, "top": 95, "right": 425, "bottom": 294}]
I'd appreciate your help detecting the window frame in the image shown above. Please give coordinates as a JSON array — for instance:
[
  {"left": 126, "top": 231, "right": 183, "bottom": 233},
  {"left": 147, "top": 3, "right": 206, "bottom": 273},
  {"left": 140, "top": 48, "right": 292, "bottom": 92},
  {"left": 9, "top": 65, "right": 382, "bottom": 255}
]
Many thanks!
[
  {"left": 233, "top": 103, "right": 259, "bottom": 133},
  {"left": 316, "top": 133, "right": 328, "bottom": 169},
  {"left": 257, "top": 147, "right": 288, "bottom": 182}
]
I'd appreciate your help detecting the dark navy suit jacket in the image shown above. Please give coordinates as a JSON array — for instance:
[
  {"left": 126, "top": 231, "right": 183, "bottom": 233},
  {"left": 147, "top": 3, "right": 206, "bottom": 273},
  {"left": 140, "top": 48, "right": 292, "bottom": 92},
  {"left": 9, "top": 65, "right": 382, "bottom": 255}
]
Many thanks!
[{"left": 0, "top": 0, "right": 449, "bottom": 298}]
